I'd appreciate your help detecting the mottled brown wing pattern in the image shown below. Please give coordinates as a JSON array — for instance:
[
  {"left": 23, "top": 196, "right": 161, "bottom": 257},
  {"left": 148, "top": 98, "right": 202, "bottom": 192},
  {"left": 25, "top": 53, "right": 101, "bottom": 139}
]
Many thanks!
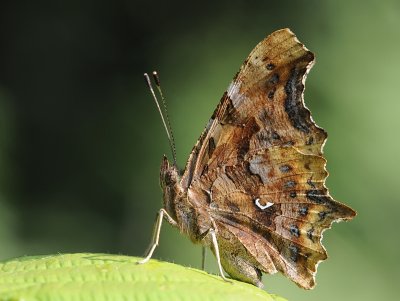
[{"left": 185, "top": 29, "right": 355, "bottom": 288}]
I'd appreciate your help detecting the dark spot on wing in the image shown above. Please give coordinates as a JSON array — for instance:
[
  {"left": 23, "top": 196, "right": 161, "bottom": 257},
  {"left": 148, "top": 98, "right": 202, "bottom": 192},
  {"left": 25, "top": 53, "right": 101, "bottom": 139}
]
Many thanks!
[
  {"left": 284, "top": 65, "right": 313, "bottom": 133},
  {"left": 289, "top": 245, "right": 299, "bottom": 262},
  {"left": 266, "top": 63, "right": 275, "bottom": 70},
  {"left": 210, "top": 202, "right": 219, "bottom": 210},
  {"left": 306, "top": 136, "right": 314, "bottom": 145},
  {"left": 268, "top": 88, "right": 276, "bottom": 100},
  {"left": 307, "top": 228, "right": 315, "bottom": 242},
  {"left": 319, "top": 211, "right": 328, "bottom": 221},
  {"left": 271, "top": 131, "right": 280, "bottom": 140},
  {"left": 290, "top": 225, "right": 300, "bottom": 237},
  {"left": 306, "top": 51, "right": 314, "bottom": 61},
  {"left": 306, "top": 190, "right": 330, "bottom": 205},
  {"left": 279, "top": 165, "right": 292, "bottom": 173},
  {"left": 227, "top": 201, "right": 240, "bottom": 213},
  {"left": 304, "top": 162, "right": 310, "bottom": 170},
  {"left": 284, "top": 180, "right": 296, "bottom": 188},
  {"left": 269, "top": 73, "right": 280, "bottom": 85},
  {"left": 299, "top": 206, "right": 308, "bottom": 216},
  {"left": 289, "top": 191, "right": 297, "bottom": 198},
  {"left": 262, "top": 228, "right": 273, "bottom": 242},
  {"left": 283, "top": 140, "right": 294, "bottom": 147}
]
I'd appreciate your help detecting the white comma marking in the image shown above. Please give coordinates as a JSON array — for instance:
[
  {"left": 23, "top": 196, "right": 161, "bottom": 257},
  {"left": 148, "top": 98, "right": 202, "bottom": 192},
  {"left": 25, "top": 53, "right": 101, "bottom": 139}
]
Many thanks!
[{"left": 255, "top": 198, "right": 274, "bottom": 210}]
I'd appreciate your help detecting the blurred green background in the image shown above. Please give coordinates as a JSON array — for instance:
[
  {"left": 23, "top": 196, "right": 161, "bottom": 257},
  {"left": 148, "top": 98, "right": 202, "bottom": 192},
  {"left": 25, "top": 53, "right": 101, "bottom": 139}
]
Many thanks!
[{"left": 0, "top": 0, "right": 398, "bottom": 300}]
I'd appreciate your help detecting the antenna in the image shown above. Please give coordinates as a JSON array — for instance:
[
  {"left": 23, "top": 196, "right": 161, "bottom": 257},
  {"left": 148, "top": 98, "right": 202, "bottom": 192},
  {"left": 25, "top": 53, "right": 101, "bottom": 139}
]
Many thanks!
[
  {"left": 144, "top": 72, "right": 177, "bottom": 166},
  {"left": 152, "top": 71, "right": 177, "bottom": 164}
]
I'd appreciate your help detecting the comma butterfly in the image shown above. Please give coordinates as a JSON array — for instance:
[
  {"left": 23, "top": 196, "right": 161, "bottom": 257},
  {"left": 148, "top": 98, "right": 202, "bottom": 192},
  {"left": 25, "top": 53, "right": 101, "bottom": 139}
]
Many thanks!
[{"left": 139, "top": 28, "right": 356, "bottom": 289}]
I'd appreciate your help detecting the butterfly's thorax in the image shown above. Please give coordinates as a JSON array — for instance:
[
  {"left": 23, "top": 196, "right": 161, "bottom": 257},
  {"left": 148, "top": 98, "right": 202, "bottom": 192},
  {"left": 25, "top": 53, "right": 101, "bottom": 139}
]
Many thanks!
[{"left": 160, "top": 156, "right": 213, "bottom": 243}]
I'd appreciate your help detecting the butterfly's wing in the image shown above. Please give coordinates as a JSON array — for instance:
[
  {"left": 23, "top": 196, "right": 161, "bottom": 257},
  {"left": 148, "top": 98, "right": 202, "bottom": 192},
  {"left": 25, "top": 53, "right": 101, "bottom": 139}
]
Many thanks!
[{"left": 182, "top": 28, "right": 356, "bottom": 289}]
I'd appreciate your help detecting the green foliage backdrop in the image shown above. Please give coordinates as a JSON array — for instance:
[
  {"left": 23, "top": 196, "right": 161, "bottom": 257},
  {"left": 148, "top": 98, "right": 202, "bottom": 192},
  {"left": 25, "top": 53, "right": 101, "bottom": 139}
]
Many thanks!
[{"left": 0, "top": 0, "right": 398, "bottom": 300}]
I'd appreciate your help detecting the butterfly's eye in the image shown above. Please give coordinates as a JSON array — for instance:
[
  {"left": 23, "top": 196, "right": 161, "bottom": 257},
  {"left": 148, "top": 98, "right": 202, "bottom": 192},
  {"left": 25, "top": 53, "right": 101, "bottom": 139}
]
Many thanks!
[{"left": 161, "top": 168, "right": 178, "bottom": 188}]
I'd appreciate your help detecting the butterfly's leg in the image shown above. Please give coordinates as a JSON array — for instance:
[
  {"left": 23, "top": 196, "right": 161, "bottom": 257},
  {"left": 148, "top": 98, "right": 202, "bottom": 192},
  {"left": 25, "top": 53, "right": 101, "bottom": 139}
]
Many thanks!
[
  {"left": 201, "top": 246, "right": 206, "bottom": 270},
  {"left": 137, "top": 208, "right": 177, "bottom": 264},
  {"left": 210, "top": 229, "right": 232, "bottom": 283}
]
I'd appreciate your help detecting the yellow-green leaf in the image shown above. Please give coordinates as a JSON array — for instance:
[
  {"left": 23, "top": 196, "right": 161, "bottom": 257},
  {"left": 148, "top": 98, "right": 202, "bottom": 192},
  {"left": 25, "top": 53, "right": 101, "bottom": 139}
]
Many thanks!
[{"left": 0, "top": 253, "right": 287, "bottom": 301}]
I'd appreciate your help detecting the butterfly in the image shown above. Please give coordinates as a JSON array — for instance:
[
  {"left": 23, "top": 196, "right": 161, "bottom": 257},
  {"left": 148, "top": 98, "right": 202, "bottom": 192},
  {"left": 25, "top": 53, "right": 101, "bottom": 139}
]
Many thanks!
[{"left": 139, "top": 28, "right": 356, "bottom": 289}]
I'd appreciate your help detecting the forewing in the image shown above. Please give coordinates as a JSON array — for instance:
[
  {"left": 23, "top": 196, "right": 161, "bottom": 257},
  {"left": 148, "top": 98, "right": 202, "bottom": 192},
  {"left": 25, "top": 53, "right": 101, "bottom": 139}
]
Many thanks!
[
  {"left": 182, "top": 29, "right": 324, "bottom": 188},
  {"left": 184, "top": 28, "right": 356, "bottom": 288}
]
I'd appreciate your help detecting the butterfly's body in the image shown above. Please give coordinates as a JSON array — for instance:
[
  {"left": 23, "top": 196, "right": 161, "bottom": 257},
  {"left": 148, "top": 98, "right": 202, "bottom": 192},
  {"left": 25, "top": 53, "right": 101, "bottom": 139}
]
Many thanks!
[
  {"left": 161, "top": 156, "right": 266, "bottom": 286},
  {"left": 143, "top": 28, "right": 356, "bottom": 289},
  {"left": 160, "top": 159, "right": 209, "bottom": 243}
]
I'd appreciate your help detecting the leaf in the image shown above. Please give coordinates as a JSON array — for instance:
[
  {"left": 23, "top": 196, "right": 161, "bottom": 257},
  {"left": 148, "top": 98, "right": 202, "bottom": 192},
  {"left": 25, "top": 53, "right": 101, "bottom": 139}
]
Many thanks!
[{"left": 0, "top": 253, "right": 287, "bottom": 301}]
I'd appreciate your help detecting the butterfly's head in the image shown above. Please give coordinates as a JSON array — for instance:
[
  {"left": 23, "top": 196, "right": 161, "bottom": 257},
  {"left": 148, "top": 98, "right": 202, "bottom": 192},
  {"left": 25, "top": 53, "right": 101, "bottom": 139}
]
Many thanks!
[{"left": 160, "top": 155, "right": 182, "bottom": 217}]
